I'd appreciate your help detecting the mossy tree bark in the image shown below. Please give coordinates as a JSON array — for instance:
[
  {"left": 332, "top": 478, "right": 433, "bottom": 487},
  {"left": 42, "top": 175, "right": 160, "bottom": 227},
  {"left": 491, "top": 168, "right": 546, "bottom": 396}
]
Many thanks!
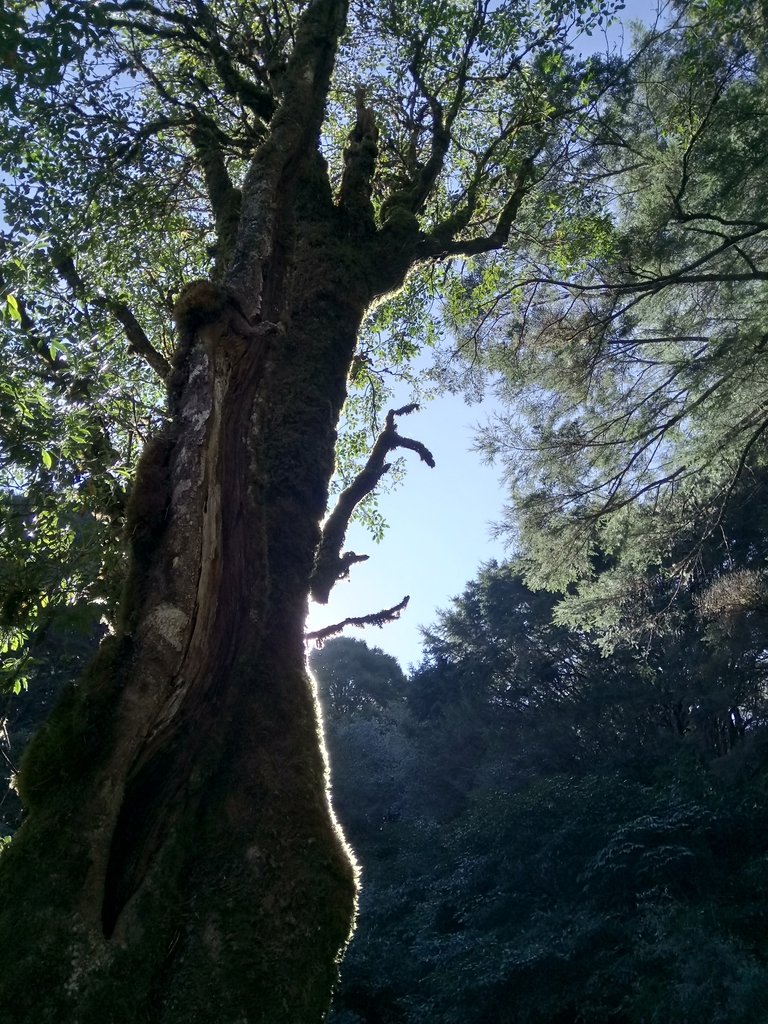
[{"left": 0, "top": 171, "right": 413, "bottom": 1024}]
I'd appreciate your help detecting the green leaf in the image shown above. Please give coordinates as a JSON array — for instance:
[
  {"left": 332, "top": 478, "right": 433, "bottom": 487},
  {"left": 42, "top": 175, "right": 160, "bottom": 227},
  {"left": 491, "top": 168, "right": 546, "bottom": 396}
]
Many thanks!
[
  {"left": 5, "top": 294, "right": 22, "bottom": 322},
  {"left": 47, "top": 338, "right": 70, "bottom": 360}
]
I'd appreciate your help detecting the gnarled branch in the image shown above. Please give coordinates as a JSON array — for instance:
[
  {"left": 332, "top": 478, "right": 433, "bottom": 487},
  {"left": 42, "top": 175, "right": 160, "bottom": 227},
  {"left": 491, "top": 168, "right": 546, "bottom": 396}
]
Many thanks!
[
  {"left": 338, "top": 86, "right": 379, "bottom": 230},
  {"left": 226, "top": 0, "right": 350, "bottom": 307},
  {"left": 311, "top": 403, "right": 434, "bottom": 604}
]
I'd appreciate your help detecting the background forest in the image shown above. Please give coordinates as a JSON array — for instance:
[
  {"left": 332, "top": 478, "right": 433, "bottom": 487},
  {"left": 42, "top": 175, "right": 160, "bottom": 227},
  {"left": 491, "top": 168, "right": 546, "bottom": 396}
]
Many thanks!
[
  {"left": 313, "top": 544, "right": 768, "bottom": 1023},
  {"left": 2, "top": 0, "right": 768, "bottom": 1020}
]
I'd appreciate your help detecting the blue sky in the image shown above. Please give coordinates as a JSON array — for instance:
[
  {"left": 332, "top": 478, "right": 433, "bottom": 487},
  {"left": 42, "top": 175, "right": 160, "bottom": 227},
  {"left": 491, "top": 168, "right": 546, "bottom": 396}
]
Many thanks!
[{"left": 306, "top": 0, "right": 658, "bottom": 669}]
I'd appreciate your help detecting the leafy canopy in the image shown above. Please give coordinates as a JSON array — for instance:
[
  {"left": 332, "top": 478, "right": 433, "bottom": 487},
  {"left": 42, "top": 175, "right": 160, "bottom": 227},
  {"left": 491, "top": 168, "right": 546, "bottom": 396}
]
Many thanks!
[{"left": 0, "top": 0, "right": 624, "bottom": 686}]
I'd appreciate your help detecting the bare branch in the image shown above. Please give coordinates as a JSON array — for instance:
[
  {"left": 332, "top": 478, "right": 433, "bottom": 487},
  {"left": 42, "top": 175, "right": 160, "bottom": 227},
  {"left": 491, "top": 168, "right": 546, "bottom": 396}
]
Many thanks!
[{"left": 305, "top": 595, "right": 410, "bottom": 644}]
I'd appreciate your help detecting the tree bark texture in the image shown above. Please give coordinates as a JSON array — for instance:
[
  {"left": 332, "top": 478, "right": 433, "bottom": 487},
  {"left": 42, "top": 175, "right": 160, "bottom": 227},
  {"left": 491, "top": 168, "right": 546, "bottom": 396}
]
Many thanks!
[{"left": 0, "top": 146, "right": 413, "bottom": 1021}]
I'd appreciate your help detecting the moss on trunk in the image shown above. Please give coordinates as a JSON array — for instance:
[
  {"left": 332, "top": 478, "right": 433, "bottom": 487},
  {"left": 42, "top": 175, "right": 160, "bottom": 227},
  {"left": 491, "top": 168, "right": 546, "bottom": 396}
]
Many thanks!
[{"left": 0, "top": 236, "right": 376, "bottom": 1021}]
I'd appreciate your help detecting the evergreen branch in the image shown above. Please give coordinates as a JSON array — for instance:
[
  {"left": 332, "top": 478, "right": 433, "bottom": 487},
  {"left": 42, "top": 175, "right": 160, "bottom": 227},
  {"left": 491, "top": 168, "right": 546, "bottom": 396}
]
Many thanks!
[
  {"left": 514, "top": 225, "right": 768, "bottom": 296},
  {"left": 115, "top": 56, "right": 245, "bottom": 266},
  {"left": 311, "top": 404, "right": 435, "bottom": 604},
  {"left": 48, "top": 248, "right": 87, "bottom": 297},
  {"left": 520, "top": 269, "right": 768, "bottom": 295},
  {"left": 386, "top": 2, "right": 487, "bottom": 221},
  {"left": 673, "top": 211, "right": 768, "bottom": 231},
  {"left": 711, "top": 414, "right": 768, "bottom": 535},
  {"left": 103, "top": 0, "right": 209, "bottom": 40},
  {"left": 668, "top": 73, "right": 729, "bottom": 220},
  {"left": 409, "top": 2, "right": 485, "bottom": 214},
  {"left": 305, "top": 595, "right": 410, "bottom": 644}
]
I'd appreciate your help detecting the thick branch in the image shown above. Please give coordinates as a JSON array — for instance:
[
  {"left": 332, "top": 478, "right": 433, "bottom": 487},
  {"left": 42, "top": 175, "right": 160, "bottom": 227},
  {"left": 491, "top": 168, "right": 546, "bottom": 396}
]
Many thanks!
[
  {"left": 189, "top": 0, "right": 276, "bottom": 119},
  {"left": 188, "top": 118, "right": 242, "bottom": 266},
  {"left": 102, "top": 299, "right": 171, "bottom": 380},
  {"left": 337, "top": 86, "right": 379, "bottom": 230},
  {"left": 406, "top": 5, "right": 483, "bottom": 216},
  {"left": 305, "top": 596, "right": 410, "bottom": 644},
  {"left": 311, "top": 404, "right": 435, "bottom": 604},
  {"left": 105, "top": 0, "right": 275, "bottom": 120},
  {"left": 226, "top": 0, "right": 350, "bottom": 306}
]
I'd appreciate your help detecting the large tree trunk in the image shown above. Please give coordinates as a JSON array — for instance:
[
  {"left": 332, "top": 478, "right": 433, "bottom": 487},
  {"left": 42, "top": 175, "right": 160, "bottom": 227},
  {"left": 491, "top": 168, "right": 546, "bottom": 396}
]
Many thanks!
[
  {"left": 0, "top": 0, "right": 540, "bottom": 1009},
  {"left": 0, "top": 162, "right": 389, "bottom": 1022}
]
